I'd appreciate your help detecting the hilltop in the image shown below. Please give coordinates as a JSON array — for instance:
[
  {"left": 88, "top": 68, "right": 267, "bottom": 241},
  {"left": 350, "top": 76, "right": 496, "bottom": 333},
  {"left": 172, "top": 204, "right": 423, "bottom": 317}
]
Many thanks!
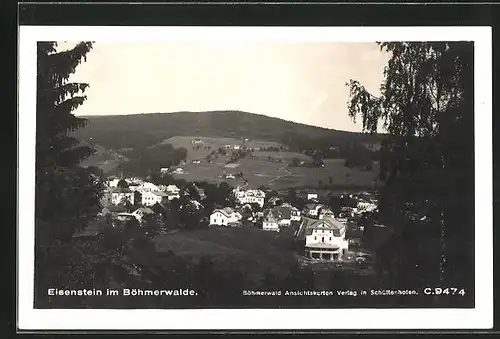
[{"left": 74, "top": 110, "right": 383, "bottom": 150}]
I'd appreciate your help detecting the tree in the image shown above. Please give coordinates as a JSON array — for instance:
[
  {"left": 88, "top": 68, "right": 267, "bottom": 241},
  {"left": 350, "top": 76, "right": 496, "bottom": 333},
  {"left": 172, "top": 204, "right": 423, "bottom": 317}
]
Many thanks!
[
  {"left": 35, "top": 42, "right": 113, "bottom": 306},
  {"left": 36, "top": 42, "right": 99, "bottom": 235},
  {"left": 346, "top": 42, "right": 474, "bottom": 290}
]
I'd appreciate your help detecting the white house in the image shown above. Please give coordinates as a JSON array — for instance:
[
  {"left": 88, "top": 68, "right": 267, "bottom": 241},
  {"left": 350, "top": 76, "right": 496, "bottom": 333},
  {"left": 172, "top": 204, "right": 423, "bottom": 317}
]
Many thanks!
[
  {"left": 262, "top": 205, "right": 301, "bottom": 232},
  {"left": 116, "top": 213, "right": 136, "bottom": 223},
  {"left": 233, "top": 145, "right": 241, "bottom": 150},
  {"left": 166, "top": 191, "right": 180, "bottom": 201},
  {"left": 164, "top": 185, "right": 181, "bottom": 201},
  {"left": 357, "top": 201, "right": 378, "bottom": 212},
  {"left": 116, "top": 207, "right": 154, "bottom": 224},
  {"left": 166, "top": 185, "right": 180, "bottom": 194},
  {"left": 262, "top": 211, "right": 280, "bottom": 232},
  {"left": 303, "top": 215, "right": 349, "bottom": 261},
  {"left": 160, "top": 167, "right": 169, "bottom": 174},
  {"left": 131, "top": 207, "right": 154, "bottom": 223},
  {"left": 107, "top": 178, "right": 120, "bottom": 188},
  {"left": 136, "top": 182, "right": 160, "bottom": 193},
  {"left": 234, "top": 189, "right": 266, "bottom": 207},
  {"left": 307, "top": 193, "right": 319, "bottom": 201},
  {"left": 318, "top": 208, "right": 335, "bottom": 220},
  {"left": 174, "top": 168, "right": 185, "bottom": 174},
  {"left": 304, "top": 204, "right": 323, "bottom": 218},
  {"left": 141, "top": 190, "right": 165, "bottom": 206},
  {"left": 210, "top": 207, "right": 242, "bottom": 226},
  {"left": 111, "top": 187, "right": 135, "bottom": 205},
  {"left": 125, "top": 177, "right": 143, "bottom": 185},
  {"left": 281, "top": 203, "right": 302, "bottom": 221}
]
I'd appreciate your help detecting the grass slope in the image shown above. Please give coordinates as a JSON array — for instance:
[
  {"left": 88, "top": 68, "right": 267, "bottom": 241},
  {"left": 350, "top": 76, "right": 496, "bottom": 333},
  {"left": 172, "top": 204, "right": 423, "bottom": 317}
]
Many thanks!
[{"left": 153, "top": 228, "right": 298, "bottom": 282}]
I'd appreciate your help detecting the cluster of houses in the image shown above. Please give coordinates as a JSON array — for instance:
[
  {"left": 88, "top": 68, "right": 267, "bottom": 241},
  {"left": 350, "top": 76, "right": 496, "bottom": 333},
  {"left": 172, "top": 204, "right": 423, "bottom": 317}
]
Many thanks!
[
  {"left": 206, "top": 185, "right": 376, "bottom": 262},
  {"left": 107, "top": 178, "right": 182, "bottom": 207},
  {"left": 102, "top": 176, "right": 205, "bottom": 225},
  {"left": 101, "top": 174, "right": 379, "bottom": 263}
]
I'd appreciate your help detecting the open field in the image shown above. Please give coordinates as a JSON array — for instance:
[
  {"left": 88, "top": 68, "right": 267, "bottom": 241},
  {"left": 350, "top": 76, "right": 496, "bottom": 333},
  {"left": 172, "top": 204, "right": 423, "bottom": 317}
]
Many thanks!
[
  {"left": 163, "top": 137, "right": 378, "bottom": 189},
  {"left": 173, "top": 157, "right": 289, "bottom": 188},
  {"left": 153, "top": 228, "right": 297, "bottom": 282},
  {"left": 171, "top": 148, "right": 379, "bottom": 190},
  {"left": 252, "top": 151, "right": 312, "bottom": 162},
  {"left": 79, "top": 143, "right": 127, "bottom": 173},
  {"left": 269, "top": 159, "right": 380, "bottom": 190}
]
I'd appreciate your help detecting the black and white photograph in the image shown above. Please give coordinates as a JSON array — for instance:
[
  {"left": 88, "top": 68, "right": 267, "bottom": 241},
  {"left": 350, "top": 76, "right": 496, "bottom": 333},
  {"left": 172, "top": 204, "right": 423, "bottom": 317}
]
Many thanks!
[{"left": 18, "top": 25, "right": 492, "bottom": 330}]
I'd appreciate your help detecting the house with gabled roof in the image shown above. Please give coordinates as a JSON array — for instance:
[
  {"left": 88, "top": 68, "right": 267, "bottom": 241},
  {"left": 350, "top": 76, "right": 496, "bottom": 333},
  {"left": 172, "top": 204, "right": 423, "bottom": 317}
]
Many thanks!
[
  {"left": 234, "top": 188, "right": 266, "bottom": 207},
  {"left": 303, "top": 203, "right": 323, "bottom": 218},
  {"left": 141, "top": 190, "right": 166, "bottom": 206},
  {"left": 131, "top": 207, "right": 155, "bottom": 223},
  {"left": 110, "top": 187, "right": 135, "bottom": 205},
  {"left": 210, "top": 207, "right": 242, "bottom": 227},
  {"left": 281, "top": 203, "right": 302, "bottom": 221},
  {"left": 262, "top": 210, "right": 280, "bottom": 232},
  {"left": 300, "top": 215, "right": 349, "bottom": 261},
  {"left": 318, "top": 207, "right": 335, "bottom": 220}
]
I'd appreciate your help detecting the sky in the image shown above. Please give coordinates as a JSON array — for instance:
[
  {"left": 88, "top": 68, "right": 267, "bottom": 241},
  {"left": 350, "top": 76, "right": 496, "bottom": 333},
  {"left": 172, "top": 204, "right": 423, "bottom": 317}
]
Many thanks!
[{"left": 63, "top": 42, "right": 390, "bottom": 132}]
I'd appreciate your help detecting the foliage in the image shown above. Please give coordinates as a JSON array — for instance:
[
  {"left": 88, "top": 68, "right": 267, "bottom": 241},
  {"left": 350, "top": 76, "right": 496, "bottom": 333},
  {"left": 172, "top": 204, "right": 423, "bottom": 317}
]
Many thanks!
[
  {"left": 346, "top": 42, "right": 474, "bottom": 288},
  {"left": 34, "top": 41, "right": 118, "bottom": 306},
  {"left": 36, "top": 42, "right": 101, "bottom": 228},
  {"left": 116, "top": 144, "right": 188, "bottom": 177}
]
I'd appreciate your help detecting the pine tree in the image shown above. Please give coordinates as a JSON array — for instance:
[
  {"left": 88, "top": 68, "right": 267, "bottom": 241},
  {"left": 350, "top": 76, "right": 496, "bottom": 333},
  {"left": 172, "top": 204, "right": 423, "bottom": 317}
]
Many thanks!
[
  {"left": 34, "top": 42, "right": 108, "bottom": 307},
  {"left": 36, "top": 41, "right": 102, "bottom": 240}
]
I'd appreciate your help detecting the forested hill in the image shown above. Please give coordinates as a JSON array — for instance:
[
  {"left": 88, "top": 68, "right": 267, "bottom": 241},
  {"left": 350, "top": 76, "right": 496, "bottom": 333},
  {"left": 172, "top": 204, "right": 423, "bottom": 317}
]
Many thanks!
[{"left": 74, "top": 110, "right": 384, "bottom": 150}]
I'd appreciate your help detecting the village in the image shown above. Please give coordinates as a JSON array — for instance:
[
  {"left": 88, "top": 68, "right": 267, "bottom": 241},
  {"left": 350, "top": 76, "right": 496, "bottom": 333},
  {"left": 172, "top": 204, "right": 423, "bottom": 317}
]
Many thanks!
[{"left": 89, "top": 170, "right": 381, "bottom": 269}]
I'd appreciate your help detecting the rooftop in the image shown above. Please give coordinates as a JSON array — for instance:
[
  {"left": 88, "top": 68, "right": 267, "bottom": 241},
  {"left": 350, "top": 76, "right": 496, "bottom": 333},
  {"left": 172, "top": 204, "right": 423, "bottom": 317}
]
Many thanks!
[
  {"left": 306, "top": 216, "right": 345, "bottom": 231},
  {"left": 135, "top": 207, "right": 154, "bottom": 214}
]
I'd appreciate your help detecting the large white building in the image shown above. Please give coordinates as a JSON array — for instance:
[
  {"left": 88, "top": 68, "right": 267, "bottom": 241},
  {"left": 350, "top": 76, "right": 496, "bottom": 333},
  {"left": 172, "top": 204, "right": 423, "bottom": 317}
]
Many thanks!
[
  {"left": 234, "top": 188, "right": 266, "bottom": 207},
  {"left": 210, "top": 208, "right": 242, "bottom": 226},
  {"left": 302, "top": 216, "right": 349, "bottom": 261}
]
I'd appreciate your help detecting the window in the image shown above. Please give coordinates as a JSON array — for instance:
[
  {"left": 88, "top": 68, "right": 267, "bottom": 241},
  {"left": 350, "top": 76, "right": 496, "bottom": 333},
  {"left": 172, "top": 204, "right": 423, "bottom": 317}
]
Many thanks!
[
  {"left": 322, "top": 237, "right": 325, "bottom": 243},
  {"left": 329, "top": 237, "right": 332, "bottom": 241},
  {"left": 314, "top": 236, "right": 317, "bottom": 241}
]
